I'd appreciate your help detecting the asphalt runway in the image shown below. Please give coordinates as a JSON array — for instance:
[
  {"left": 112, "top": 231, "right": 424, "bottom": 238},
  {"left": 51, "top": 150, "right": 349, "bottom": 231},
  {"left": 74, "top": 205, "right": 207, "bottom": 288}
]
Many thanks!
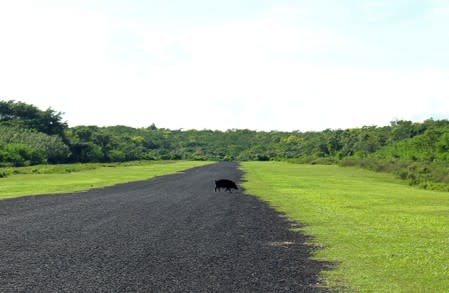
[{"left": 0, "top": 162, "right": 330, "bottom": 292}]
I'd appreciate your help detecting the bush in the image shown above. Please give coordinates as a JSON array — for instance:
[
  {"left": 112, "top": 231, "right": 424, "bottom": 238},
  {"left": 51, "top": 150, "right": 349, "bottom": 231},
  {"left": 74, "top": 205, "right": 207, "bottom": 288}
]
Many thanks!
[
  {"left": 108, "top": 150, "right": 126, "bottom": 162},
  {"left": 0, "top": 143, "right": 46, "bottom": 166},
  {"left": 0, "top": 125, "right": 70, "bottom": 164},
  {"left": 337, "top": 157, "right": 449, "bottom": 192},
  {"left": 0, "top": 169, "right": 10, "bottom": 178}
]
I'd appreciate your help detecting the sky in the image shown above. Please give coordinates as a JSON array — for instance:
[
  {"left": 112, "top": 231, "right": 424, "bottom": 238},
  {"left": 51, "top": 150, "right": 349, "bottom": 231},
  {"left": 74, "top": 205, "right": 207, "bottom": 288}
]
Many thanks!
[{"left": 1, "top": 0, "right": 449, "bottom": 131}]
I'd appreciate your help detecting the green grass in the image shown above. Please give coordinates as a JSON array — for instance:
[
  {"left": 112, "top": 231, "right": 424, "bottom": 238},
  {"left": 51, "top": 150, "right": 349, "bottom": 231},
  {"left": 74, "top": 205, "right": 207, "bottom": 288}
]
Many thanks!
[
  {"left": 241, "top": 162, "right": 449, "bottom": 292},
  {"left": 0, "top": 161, "right": 213, "bottom": 199}
]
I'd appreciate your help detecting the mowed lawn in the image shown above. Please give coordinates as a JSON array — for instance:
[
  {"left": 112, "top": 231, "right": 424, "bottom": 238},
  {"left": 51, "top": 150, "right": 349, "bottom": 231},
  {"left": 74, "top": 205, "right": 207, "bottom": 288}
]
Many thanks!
[
  {"left": 0, "top": 161, "right": 212, "bottom": 199},
  {"left": 241, "top": 162, "right": 449, "bottom": 292}
]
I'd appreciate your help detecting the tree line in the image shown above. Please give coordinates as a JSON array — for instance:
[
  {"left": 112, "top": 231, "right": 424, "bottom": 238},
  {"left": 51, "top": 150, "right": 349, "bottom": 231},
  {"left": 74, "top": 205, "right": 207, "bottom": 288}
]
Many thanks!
[{"left": 2, "top": 100, "right": 449, "bottom": 190}]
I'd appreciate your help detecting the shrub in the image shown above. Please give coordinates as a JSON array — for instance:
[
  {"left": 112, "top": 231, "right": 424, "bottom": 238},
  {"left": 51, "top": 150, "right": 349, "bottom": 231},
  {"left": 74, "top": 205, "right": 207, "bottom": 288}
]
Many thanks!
[
  {"left": 0, "top": 125, "right": 70, "bottom": 164},
  {"left": 0, "top": 143, "right": 46, "bottom": 166},
  {"left": 0, "top": 169, "right": 10, "bottom": 178}
]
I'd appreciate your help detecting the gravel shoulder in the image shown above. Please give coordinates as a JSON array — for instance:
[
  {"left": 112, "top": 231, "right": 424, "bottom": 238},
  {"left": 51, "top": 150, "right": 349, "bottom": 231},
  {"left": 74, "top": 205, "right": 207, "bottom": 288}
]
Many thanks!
[{"left": 0, "top": 162, "right": 331, "bottom": 292}]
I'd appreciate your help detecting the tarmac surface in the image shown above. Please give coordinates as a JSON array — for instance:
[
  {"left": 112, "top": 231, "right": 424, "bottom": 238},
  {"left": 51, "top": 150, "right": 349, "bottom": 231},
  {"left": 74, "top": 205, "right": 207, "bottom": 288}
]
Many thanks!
[{"left": 0, "top": 162, "right": 331, "bottom": 292}]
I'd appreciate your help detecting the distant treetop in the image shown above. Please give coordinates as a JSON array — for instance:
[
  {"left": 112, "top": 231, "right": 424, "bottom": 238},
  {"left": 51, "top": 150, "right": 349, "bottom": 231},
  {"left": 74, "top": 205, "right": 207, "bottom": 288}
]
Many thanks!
[{"left": 0, "top": 100, "right": 67, "bottom": 136}]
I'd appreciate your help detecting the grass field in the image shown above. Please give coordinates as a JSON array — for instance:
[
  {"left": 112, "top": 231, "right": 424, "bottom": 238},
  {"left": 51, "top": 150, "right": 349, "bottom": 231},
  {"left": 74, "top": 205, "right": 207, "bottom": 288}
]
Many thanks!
[
  {"left": 241, "top": 162, "right": 449, "bottom": 292},
  {"left": 0, "top": 161, "right": 212, "bottom": 199}
]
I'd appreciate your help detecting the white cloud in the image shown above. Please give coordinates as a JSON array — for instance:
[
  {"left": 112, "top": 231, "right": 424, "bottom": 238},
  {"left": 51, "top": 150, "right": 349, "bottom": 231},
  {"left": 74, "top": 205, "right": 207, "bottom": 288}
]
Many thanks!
[
  {"left": 0, "top": 1, "right": 113, "bottom": 105},
  {"left": 1, "top": 2, "right": 449, "bottom": 131}
]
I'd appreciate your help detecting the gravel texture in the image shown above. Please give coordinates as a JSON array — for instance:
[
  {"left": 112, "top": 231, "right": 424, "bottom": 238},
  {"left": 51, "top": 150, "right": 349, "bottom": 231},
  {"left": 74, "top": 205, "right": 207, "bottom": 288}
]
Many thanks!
[{"left": 0, "top": 162, "right": 331, "bottom": 292}]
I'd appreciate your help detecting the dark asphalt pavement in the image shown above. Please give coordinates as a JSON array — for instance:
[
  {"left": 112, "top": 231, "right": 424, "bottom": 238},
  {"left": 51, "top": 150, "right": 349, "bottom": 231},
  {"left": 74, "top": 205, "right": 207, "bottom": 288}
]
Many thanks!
[{"left": 0, "top": 162, "right": 330, "bottom": 292}]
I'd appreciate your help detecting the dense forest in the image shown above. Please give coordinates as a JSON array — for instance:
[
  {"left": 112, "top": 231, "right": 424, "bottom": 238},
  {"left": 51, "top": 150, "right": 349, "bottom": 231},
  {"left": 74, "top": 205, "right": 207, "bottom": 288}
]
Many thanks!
[{"left": 2, "top": 100, "right": 449, "bottom": 190}]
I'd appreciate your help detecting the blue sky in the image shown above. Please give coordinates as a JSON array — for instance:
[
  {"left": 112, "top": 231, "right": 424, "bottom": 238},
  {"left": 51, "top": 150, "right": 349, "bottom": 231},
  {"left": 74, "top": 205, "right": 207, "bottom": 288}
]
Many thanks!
[{"left": 1, "top": 0, "right": 448, "bottom": 131}]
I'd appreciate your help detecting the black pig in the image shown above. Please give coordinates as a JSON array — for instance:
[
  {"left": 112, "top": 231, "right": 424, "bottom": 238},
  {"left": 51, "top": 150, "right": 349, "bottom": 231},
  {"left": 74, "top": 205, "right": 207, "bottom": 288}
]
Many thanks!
[{"left": 215, "top": 179, "right": 238, "bottom": 192}]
